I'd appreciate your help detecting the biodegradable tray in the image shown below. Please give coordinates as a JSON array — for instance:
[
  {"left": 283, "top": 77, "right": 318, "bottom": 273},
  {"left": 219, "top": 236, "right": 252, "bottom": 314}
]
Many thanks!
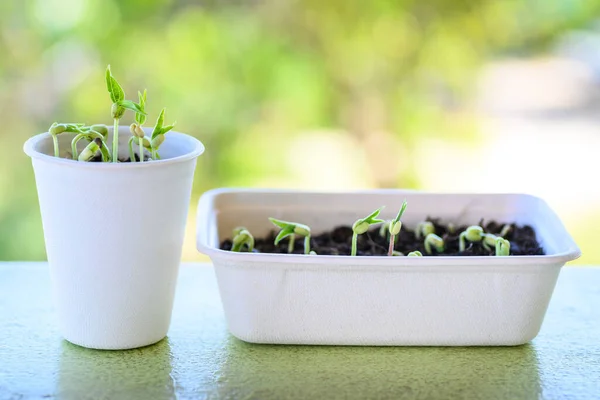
[{"left": 196, "top": 189, "right": 580, "bottom": 346}]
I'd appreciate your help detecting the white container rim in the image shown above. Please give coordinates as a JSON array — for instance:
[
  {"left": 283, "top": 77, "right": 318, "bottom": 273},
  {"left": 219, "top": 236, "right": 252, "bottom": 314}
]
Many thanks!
[
  {"left": 197, "top": 188, "right": 582, "bottom": 267},
  {"left": 24, "top": 131, "right": 205, "bottom": 169}
]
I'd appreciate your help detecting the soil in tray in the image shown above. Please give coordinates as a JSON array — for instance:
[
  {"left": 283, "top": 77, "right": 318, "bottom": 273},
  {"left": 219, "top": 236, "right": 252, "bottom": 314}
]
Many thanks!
[{"left": 220, "top": 219, "right": 544, "bottom": 256}]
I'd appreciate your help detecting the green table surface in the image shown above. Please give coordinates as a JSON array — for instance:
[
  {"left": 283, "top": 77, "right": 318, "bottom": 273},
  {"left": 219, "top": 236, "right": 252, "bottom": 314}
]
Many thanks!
[{"left": 1, "top": 263, "right": 599, "bottom": 400}]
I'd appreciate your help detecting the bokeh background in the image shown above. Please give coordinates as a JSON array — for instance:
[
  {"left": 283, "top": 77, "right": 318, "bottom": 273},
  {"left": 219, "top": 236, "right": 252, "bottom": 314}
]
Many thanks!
[{"left": 2, "top": 0, "right": 599, "bottom": 263}]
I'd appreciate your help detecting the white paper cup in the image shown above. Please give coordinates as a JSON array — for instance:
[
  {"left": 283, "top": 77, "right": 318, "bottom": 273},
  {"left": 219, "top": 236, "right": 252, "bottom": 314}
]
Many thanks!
[{"left": 24, "top": 126, "right": 204, "bottom": 349}]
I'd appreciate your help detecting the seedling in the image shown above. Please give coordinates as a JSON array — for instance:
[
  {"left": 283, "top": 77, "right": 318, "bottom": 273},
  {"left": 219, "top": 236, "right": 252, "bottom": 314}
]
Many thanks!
[
  {"left": 392, "top": 251, "right": 404, "bottom": 256},
  {"left": 48, "top": 66, "right": 172, "bottom": 163},
  {"left": 78, "top": 138, "right": 103, "bottom": 162},
  {"left": 269, "top": 218, "right": 311, "bottom": 254},
  {"left": 232, "top": 226, "right": 245, "bottom": 235},
  {"left": 499, "top": 224, "right": 511, "bottom": 238},
  {"left": 231, "top": 227, "right": 254, "bottom": 252},
  {"left": 484, "top": 224, "right": 511, "bottom": 252},
  {"left": 424, "top": 233, "right": 445, "bottom": 254},
  {"left": 387, "top": 200, "right": 408, "bottom": 256},
  {"left": 351, "top": 207, "right": 384, "bottom": 256},
  {"left": 447, "top": 223, "right": 456, "bottom": 234},
  {"left": 105, "top": 65, "right": 146, "bottom": 163},
  {"left": 149, "top": 108, "right": 176, "bottom": 160},
  {"left": 48, "top": 123, "right": 68, "bottom": 157},
  {"left": 415, "top": 221, "right": 435, "bottom": 240},
  {"left": 482, "top": 233, "right": 498, "bottom": 252},
  {"left": 128, "top": 125, "right": 150, "bottom": 162},
  {"left": 127, "top": 90, "right": 149, "bottom": 162},
  {"left": 407, "top": 251, "right": 422, "bottom": 257},
  {"left": 71, "top": 125, "right": 110, "bottom": 161},
  {"left": 459, "top": 225, "right": 484, "bottom": 252},
  {"left": 49, "top": 123, "right": 87, "bottom": 158},
  {"left": 495, "top": 237, "right": 510, "bottom": 256}
]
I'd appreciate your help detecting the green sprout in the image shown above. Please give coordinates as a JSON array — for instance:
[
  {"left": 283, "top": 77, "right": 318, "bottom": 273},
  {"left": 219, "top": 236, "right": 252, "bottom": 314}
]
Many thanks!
[
  {"left": 90, "top": 124, "right": 108, "bottom": 137},
  {"left": 499, "top": 224, "right": 511, "bottom": 238},
  {"left": 424, "top": 233, "right": 445, "bottom": 255},
  {"left": 105, "top": 65, "right": 145, "bottom": 163},
  {"left": 232, "top": 226, "right": 245, "bottom": 235},
  {"left": 90, "top": 125, "right": 111, "bottom": 161},
  {"left": 78, "top": 138, "right": 103, "bottom": 162},
  {"left": 495, "top": 237, "right": 511, "bottom": 256},
  {"left": 231, "top": 227, "right": 254, "bottom": 252},
  {"left": 485, "top": 224, "right": 512, "bottom": 252},
  {"left": 49, "top": 122, "right": 67, "bottom": 157},
  {"left": 407, "top": 251, "right": 422, "bottom": 257},
  {"left": 269, "top": 218, "right": 311, "bottom": 254},
  {"left": 149, "top": 108, "right": 175, "bottom": 160},
  {"left": 128, "top": 121, "right": 151, "bottom": 163},
  {"left": 392, "top": 250, "right": 404, "bottom": 256},
  {"left": 126, "top": 90, "right": 149, "bottom": 162},
  {"left": 71, "top": 125, "right": 110, "bottom": 162},
  {"left": 46, "top": 66, "right": 174, "bottom": 163},
  {"left": 459, "top": 225, "right": 484, "bottom": 252},
  {"left": 387, "top": 200, "right": 408, "bottom": 256},
  {"left": 351, "top": 207, "right": 384, "bottom": 256},
  {"left": 49, "top": 122, "right": 86, "bottom": 158},
  {"left": 447, "top": 223, "right": 456, "bottom": 234},
  {"left": 481, "top": 233, "right": 498, "bottom": 252},
  {"left": 309, "top": 250, "right": 317, "bottom": 255},
  {"left": 415, "top": 221, "right": 435, "bottom": 240}
]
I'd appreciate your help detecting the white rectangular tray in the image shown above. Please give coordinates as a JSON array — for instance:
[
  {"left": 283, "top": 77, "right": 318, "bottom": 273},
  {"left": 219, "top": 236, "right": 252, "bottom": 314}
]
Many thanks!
[{"left": 196, "top": 189, "right": 580, "bottom": 346}]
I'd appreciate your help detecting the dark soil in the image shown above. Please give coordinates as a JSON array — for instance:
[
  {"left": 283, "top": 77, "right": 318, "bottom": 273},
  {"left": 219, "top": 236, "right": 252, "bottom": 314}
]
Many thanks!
[
  {"left": 220, "top": 219, "right": 544, "bottom": 256},
  {"left": 88, "top": 154, "right": 151, "bottom": 162}
]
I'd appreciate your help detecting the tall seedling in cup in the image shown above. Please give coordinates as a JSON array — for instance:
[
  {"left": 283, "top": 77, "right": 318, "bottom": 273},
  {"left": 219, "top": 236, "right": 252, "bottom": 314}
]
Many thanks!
[
  {"left": 106, "top": 65, "right": 145, "bottom": 162},
  {"left": 129, "top": 90, "right": 151, "bottom": 162},
  {"left": 150, "top": 109, "right": 176, "bottom": 160}
]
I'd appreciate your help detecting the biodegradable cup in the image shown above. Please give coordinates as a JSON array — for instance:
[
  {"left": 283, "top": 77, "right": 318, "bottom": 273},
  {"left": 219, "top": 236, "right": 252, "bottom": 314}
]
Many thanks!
[{"left": 24, "top": 126, "right": 204, "bottom": 349}]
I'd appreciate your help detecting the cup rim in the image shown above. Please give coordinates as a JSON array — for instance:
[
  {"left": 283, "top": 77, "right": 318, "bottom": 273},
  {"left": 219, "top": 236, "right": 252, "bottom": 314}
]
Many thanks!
[{"left": 24, "top": 129, "right": 205, "bottom": 169}]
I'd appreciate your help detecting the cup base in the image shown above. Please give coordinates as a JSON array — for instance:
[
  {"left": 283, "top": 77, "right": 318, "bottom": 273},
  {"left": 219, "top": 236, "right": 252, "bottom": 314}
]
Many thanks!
[{"left": 62, "top": 333, "right": 168, "bottom": 351}]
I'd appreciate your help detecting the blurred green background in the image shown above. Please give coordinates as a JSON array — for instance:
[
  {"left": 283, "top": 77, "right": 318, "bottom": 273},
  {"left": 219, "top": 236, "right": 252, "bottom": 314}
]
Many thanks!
[{"left": 2, "top": 0, "right": 599, "bottom": 263}]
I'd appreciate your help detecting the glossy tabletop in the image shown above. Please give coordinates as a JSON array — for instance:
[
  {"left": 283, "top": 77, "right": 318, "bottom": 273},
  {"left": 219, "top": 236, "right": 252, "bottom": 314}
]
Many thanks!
[{"left": 1, "top": 263, "right": 599, "bottom": 400}]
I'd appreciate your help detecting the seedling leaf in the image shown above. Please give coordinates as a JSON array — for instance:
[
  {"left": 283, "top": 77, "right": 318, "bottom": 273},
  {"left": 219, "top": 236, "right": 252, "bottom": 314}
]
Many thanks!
[
  {"left": 160, "top": 123, "right": 175, "bottom": 135},
  {"left": 391, "top": 201, "right": 408, "bottom": 225},
  {"left": 269, "top": 217, "right": 290, "bottom": 229},
  {"left": 364, "top": 207, "right": 384, "bottom": 223},
  {"left": 152, "top": 108, "right": 165, "bottom": 139},
  {"left": 105, "top": 65, "right": 124, "bottom": 103},
  {"left": 274, "top": 227, "right": 294, "bottom": 245},
  {"left": 118, "top": 100, "right": 146, "bottom": 115},
  {"left": 136, "top": 90, "right": 147, "bottom": 125}
]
